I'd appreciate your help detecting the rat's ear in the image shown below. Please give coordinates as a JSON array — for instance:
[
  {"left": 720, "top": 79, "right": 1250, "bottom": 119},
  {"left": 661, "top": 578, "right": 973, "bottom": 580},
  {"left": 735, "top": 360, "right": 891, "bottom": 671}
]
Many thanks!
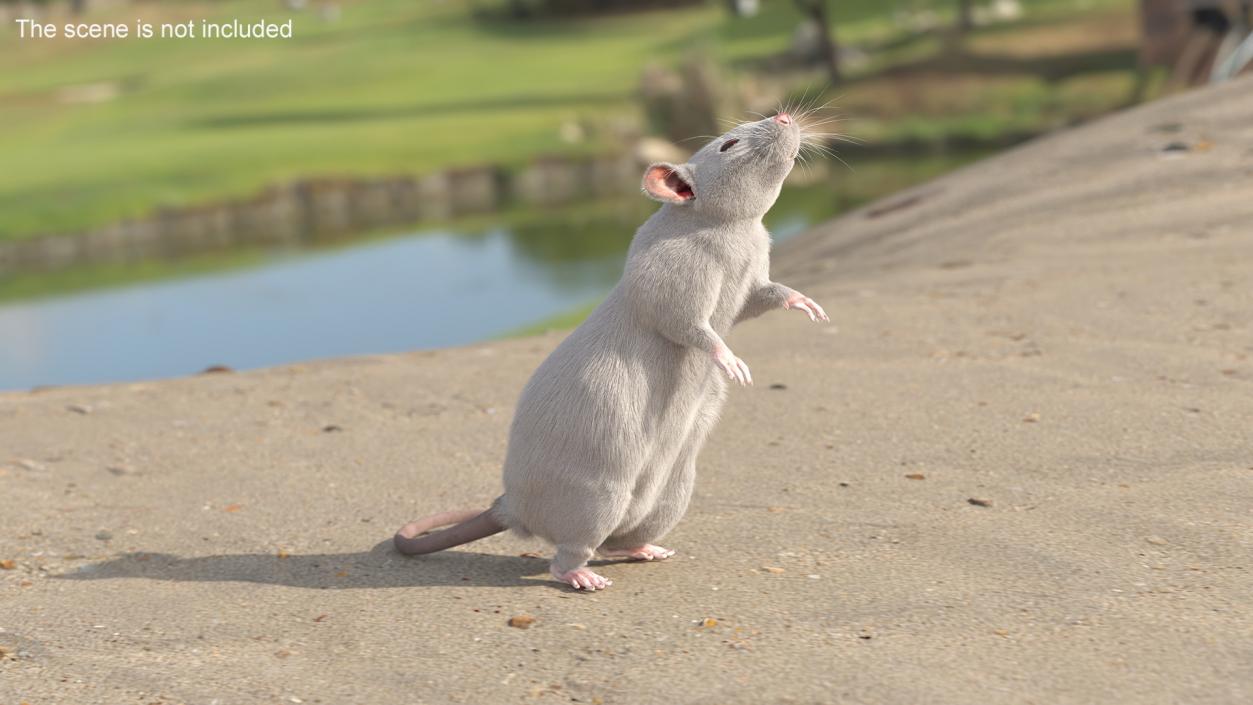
[{"left": 642, "top": 162, "right": 695, "bottom": 204}]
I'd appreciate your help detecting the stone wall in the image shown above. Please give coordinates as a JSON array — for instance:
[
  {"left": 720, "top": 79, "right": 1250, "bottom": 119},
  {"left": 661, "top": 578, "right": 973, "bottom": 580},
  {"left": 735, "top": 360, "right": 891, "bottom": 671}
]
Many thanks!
[{"left": 0, "top": 152, "right": 643, "bottom": 275}]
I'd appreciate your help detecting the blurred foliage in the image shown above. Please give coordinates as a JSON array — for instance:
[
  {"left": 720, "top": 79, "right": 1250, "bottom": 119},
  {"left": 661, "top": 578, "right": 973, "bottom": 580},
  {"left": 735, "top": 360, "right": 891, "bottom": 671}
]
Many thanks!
[
  {"left": 0, "top": 0, "right": 1144, "bottom": 241},
  {"left": 479, "top": 0, "right": 704, "bottom": 19}
]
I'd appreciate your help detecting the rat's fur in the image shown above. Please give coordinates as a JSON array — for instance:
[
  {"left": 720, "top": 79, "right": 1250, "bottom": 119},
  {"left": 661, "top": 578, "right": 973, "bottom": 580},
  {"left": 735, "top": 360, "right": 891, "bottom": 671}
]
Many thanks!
[{"left": 394, "top": 114, "right": 827, "bottom": 589}]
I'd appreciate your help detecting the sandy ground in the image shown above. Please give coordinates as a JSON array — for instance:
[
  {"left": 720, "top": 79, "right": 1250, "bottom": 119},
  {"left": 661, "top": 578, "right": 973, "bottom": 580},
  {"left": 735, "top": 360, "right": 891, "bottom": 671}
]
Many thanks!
[{"left": 3, "top": 77, "right": 1252, "bottom": 705}]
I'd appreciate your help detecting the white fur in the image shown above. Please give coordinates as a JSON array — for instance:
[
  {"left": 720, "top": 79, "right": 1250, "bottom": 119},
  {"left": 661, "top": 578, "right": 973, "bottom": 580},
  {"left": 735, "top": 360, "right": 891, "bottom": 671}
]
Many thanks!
[{"left": 492, "top": 116, "right": 814, "bottom": 576}]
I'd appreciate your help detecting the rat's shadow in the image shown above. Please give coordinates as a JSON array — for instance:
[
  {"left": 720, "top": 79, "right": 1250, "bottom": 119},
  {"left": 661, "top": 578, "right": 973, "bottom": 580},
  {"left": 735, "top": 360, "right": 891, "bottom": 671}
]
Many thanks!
[{"left": 55, "top": 540, "right": 570, "bottom": 590}]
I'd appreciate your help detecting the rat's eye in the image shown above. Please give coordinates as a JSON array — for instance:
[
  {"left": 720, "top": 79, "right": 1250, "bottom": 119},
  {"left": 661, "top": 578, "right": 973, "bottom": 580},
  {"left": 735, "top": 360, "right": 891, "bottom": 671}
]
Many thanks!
[{"left": 719, "top": 138, "right": 739, "bottom": 153}]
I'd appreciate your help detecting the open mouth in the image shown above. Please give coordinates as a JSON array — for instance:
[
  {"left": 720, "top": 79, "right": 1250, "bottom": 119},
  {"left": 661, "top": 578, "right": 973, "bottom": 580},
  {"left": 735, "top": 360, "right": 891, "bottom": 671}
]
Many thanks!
[{"left": 666, "top": 170, "right": 694, "bottom": 200}]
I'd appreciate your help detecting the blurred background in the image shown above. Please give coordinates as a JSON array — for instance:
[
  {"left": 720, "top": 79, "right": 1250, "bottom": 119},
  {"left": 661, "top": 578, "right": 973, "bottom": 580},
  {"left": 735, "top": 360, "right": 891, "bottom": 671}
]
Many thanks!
[{"left": 1, "top": 0, "right": 1250, "bottom": 390}]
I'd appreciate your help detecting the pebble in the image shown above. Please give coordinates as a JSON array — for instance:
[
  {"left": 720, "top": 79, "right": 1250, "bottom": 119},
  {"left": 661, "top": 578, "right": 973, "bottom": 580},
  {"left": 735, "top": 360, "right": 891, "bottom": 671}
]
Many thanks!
[
  {"left": 66, "top": 404, "right": 92, "bottom": 415},
  {"left": 967, "top": 498, "right": 992, "bottom": 507},
  {"left": 1145, "top": 535, "right": 1168, "bottom": 546},
  {"left": 508, "top": 615, "right": 536, "bottom": 629},
  {"left": 95, "top": 530, "right": 113, "bottom": 541},
  {"left": 905, "top": 473, "right": 926, "bottom": 480}
]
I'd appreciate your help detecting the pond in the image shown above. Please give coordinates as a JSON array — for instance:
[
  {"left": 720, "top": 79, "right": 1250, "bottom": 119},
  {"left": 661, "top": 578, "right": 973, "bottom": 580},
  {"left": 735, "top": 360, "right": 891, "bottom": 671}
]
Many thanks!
[{"left": 0, "top": 154, "right": 979, "bottom": 391}]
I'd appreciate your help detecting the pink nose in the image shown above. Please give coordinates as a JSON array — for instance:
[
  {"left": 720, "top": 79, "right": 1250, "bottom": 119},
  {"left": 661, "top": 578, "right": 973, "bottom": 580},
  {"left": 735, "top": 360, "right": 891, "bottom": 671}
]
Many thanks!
[{"left": 773, "top": 112, "right": 792, "bottom": 125}]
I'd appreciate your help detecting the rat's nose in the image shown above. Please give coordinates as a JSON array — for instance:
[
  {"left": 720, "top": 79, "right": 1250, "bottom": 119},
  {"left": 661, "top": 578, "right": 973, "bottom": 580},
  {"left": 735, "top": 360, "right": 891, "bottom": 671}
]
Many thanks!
[{"left": 773, "top": 112, "right": 792, "bottom": 125}]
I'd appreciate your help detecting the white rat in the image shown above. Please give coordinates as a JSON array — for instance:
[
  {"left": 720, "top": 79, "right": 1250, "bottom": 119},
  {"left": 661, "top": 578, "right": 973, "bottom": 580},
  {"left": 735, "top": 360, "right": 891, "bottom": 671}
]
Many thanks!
[{"left": 394, "top": 112, "right": 828, "bottom": 590}]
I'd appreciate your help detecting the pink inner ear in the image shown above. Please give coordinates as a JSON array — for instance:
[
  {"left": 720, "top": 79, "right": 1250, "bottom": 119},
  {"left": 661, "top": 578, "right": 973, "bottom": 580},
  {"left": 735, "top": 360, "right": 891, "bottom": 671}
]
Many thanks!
[{"left": 645, "top": 166, "right": 694, "bottom": 202}]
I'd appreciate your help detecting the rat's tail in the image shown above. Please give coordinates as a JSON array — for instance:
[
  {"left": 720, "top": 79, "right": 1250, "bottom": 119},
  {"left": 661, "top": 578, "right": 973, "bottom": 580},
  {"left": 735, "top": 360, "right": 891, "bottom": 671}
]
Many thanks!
[{"left": 393, "top": 508, "right": 505, "bottom": 555}]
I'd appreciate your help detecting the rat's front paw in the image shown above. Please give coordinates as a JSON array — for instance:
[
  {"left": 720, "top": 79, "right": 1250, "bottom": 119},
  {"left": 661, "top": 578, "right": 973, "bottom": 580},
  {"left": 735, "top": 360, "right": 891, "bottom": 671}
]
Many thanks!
[
  {"left": 784, "top": 292, "right": 829, "bottom": 322},
  {"left": 713, "top": 346, "right": 752, "bottom": 386}
]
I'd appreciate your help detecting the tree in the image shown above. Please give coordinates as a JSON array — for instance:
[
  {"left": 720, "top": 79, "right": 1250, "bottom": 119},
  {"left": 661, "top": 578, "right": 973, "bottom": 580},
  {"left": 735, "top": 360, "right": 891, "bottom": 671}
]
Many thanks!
[
  {"left": 956, "top": 0, "right": 974, "bottom": 33},
  {"left": 793, "top": 0, "right": 841, "bottom": 83}
]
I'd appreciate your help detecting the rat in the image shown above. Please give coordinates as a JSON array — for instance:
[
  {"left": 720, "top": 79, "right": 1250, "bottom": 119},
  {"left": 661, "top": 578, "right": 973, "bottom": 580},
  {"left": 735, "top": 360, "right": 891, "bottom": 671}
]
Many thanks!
[{"left": 394, "top": 111, "right": 829, "bottom": 590}]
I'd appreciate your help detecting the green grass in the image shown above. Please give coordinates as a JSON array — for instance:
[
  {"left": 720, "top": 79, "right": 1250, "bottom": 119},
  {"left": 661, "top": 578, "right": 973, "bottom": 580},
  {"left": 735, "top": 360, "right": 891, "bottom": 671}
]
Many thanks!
[
  {"left": 0, "top": 0, "right": 711, "bottom": 237},
  {"left": 0, "top": 0, "right": 1141, "bottom": 240}
]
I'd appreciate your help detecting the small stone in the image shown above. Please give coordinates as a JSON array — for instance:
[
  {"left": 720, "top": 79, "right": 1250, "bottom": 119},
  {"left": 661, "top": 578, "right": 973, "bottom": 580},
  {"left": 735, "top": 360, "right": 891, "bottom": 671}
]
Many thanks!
[
  {"left": 769, "top": 383, "right": 788, "bottom": 390},
  {"left": 904, "top": 473, "right": 926, "bottom": 480},
  {"left": 762, "top": 566, "right": 785, "bottom": 574},
  {"left": 1023, "top": 413, "right": 1041, "bottom": 423},
  {"left": 0, "top": 559, "right": 16, "bottom": 570},
  {"left": 508, "top": 614, "right": 536, "bottom": 629},
  {"left": 967, "top": 498, "right": 992, "bottom": 507},
  {"left": 322, "top": 425, "right": 343, "bottom": 433},
  {"left": 95, "top": 530, "right": 113, "bottom": 541},
  {"left": 12, "top": 459, "right": 45, "bottom": 472},
  {"left": 699, "top": 617, "right": 718, "bottom": 628},
  {"left": 106, "top": 465, "right": 132, "bottom": 476},
  {"left": 1145, "top": 535, "right": 1168, "bottom": 546},
  {"left": 66, "top": 404, "right": 92, "bottom": 415}
]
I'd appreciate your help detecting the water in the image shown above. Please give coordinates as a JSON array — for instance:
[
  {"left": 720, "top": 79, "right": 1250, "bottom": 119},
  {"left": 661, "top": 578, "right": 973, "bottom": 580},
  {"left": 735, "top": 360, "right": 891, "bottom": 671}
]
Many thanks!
[
  {"left": 0, "top": 229, "right": 625, "bottom": 390},
  {"left": 0, "top": 155, "right": 977, "bottom": 390}
]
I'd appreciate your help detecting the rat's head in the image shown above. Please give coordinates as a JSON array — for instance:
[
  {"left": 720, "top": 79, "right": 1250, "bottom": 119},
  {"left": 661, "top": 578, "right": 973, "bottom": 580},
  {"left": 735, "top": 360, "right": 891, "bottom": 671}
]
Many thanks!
[{"left": 642, "top": 112, "right": 801, "bottom": 221}]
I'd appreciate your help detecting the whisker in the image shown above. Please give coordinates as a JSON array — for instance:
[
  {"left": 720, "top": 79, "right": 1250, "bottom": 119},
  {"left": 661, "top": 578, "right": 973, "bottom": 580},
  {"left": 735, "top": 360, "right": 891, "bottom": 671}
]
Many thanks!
[{"left": 804, "top": 133, "right": 864, "bottom": 145}]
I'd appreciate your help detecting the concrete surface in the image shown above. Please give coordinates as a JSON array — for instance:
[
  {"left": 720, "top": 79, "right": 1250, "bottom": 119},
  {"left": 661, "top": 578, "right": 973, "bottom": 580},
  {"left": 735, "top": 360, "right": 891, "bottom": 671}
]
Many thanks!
[{"left": 2, "top": 76, "right": 1252, "bottom": 704}]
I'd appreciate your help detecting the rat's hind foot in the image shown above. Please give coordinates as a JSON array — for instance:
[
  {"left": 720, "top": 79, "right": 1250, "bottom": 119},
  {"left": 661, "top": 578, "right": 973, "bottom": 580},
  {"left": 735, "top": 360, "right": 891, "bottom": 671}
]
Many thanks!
[
  {"left": 599, "top": 544, "right": 676, "bottom": 561},
  {"left": 551, "top": 565, "right": 613, "bottom": 591}
]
